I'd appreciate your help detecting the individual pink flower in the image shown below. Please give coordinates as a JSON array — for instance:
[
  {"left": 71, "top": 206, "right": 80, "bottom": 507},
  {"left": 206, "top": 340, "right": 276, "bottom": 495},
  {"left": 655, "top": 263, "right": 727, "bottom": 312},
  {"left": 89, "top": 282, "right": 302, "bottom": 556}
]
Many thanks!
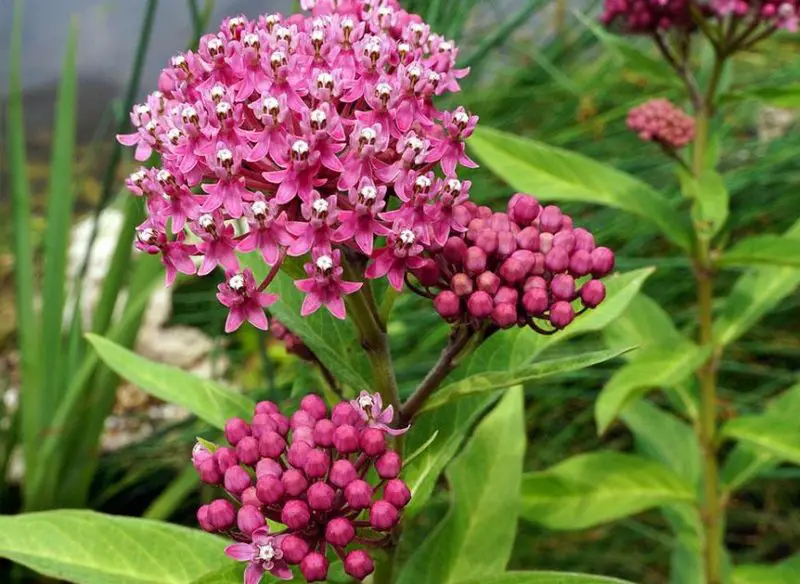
[
  {"left": 295, "top": 250, "right": 362, "bottom": 319},
  {"left": 216, "top": 269, "right": 278, "bottom": 332},
  {"left": 366, "top": 226, "right": 426, "bottom": 291},
  {"left": 286, "top": 192, "right": 340, "bottom": 256},
  {"left": 263, "top": 138, "right": 324, "bottom": 204},
  {"left": 192, "top": 212, "right": 240, "bottom": 276},
  {"left": 225, "top": 526, "right": 292, "bottom": 582},
  {"left": 201, "top": 143, "right": 252, "bottom": 217},
  {"left": 238, "top": 195, "right": 294, "bottom": 265},
  {"left": 338, "top": 122, "right": 389, "bottom": 190},
  {"left": 426, "top": 107, "right": 478, "bottom": 176},
  {"left": 333, "top": 178, "right": 391, "bottom": 255},
  {"left": 351, "top": 390, "right": 409, "bottom": 436},
  {"left": 135, "top": 226, "right": 197, "bottom": 287}
]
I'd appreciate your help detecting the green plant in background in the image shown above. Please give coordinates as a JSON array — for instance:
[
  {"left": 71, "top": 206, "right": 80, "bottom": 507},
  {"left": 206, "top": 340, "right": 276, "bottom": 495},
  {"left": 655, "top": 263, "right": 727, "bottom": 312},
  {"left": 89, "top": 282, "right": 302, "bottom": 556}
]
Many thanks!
[{"left": 470, "top": 3, "right": 800, "bottom": 584}]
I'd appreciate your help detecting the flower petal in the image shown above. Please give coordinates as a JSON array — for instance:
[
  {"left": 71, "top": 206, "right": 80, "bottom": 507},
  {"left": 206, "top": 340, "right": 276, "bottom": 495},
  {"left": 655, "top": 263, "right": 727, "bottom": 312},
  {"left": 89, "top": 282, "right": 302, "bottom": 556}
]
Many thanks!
[
  {"left": 244, "top": 561, "right": 266, "bottom": 584},
  {"left": 225, "top": 543, "right": 255, "bottom": 562}
]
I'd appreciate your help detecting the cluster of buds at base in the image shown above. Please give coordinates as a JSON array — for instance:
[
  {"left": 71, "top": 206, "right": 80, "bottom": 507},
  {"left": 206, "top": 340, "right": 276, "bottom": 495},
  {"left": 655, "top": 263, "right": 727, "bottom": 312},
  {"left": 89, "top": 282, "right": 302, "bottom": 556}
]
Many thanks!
[
  {"left": 601, "top": 0, "right": 696, "bottom": 33},
  {"left": 626, "top": 99, "right": 695, "bottom": 150},
  {"left": 420, "top": 193, "right": 614, "bottom": 333},
  {"left": 193, "top": 392, "right": 410, "bottom": 583},
  {"left": 270, "top": 318, "right": 316, "bottom": 362}
]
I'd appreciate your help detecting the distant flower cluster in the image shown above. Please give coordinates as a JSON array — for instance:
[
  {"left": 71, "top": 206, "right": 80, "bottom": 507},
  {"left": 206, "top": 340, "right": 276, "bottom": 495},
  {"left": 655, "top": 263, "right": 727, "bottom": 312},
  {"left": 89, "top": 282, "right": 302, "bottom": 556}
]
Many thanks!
[
  {"left": 194, "top": 392, "right": 410, "bottom": 583},
  {"left": 602, "top": 0, "right": 798, "bottom": 34},
  {"left": 119, "top": 0, "right": 478, "bottom": 332},
  {"left": 627, "top": 98, "right": 695, "bottom": 150},
  {"left": 428, "top": 194, "right": 614, "bottom": 331}
]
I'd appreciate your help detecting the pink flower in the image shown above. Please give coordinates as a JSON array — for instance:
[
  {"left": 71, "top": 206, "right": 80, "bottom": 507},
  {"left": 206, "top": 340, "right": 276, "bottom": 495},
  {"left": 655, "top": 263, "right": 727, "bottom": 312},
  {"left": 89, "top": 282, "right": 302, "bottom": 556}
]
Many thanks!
[
  {"left": 201, "top": 143, "right": 252, "bottom": 217},
  {"left": 238, "top": 194, "right": 294, "bottom": 265},
  {"left": 192, "top": 212, "right": 240, "bottom": 276},
  {"left": 295, "top": 250, "right": 362, "bottom": 319},
  {"left": 333, "top": 178, "right": 391, "bottom": 255},
  {"left": 350, "top": 390, "right": 409, "bottom": 436},
  {"left": 263, "top": 138, "right": 324, "bottom": 204},
  {"left": 338, "top": 122, "right": 389, "bottom": 190},
  {"left": 286, "top": 192, "right": 340, "bottom": 256},
  {"left": 216, "top": 269, "right": 278, "bottom": 332},
  {"left": 365, "top": 225, "right": 426, "bottom": 291},
  {"left": 135, "top": 224, "right": 198, "bottom": 287},
  {"left": 225, "top": 526, "right": 292, "bottom": 582},
  {"left": 426, "top": 107, "right": 478, "bottom": 176}
]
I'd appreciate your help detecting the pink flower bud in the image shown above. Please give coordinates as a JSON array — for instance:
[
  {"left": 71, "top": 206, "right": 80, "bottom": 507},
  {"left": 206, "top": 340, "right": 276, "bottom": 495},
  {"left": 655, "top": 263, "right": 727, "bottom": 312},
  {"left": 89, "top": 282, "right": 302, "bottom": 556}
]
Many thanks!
[
  {"left": 494, "top": 286, "right": 518, "bottom": 306},
  {"left": 370, "top": 500, "right": 399, "bottom": 531},
  {"left": 522, "top": 289, "right": 549, "bottom": 316},
  {"left": 197, "top": 505, "right": 213, "bottom": 532},
  {"left": 383, "top": 479, "right": 412, "bottom": 508},
  {"left": 235, "top": 436, "right": 260, "bottom": 466},
  {"left": 236, "top": 505, "right": 265, "bottom": 535},
  {"left": 451, "top": 273, "right": 474, "bottom": 297},
  {"left": 255, "top": 400, "right": 280, "bottom": 415},
  {"left": 223, "top": 465, "right": 251, "bottom": 495},
  {"left": 490, "top": 212, "right": 511, "bottom": 232},
  {"left": 545, "top": 247, "right": 569, "bottom": 273},
  {"left": 573, "top": 228, "right": 595, "bottom": 252},
  {"left": 331, "top": 402, "right": 359, "bottom": 426},
  {"left": 361, "top": 427, "right": 387, "bottom": 456},
  {"left": 281, "top": 534, "right": 310, "bottom": 564},
  {"left": 344, "top": 479, "right": 373, "bottom": 510},
  {"left": 333, "top": 424, "right": 360, "bottom": 453},
  {"left": 464, "top": 246, "right": 487, "bottom": 275},
  {"left": 530, "top": 252, "right": 546, "bottom": 275},
  {"left": 330, "top": 459, "right": 358, "bottom": 488},
  {"left": 508, "top": 193, "right": 541, "bottom": 225},
  {"left": 300, "top": 551, "right": 329, "bottom": 582},
  {"left": 453, "top": 204, "right": 473, "bottom": 228},
  {"left": 281, "top": 499, "right": 311, "bottom": 530},
  {"left": 344, "top": 550, "right": 375, "bottom": 581},
  {"left": 207, "top": 499, "right": 235, "bottom": 531},
  {"left": 258, "top": 430, "right": 287, "bottom": 458},
  {"left": 303, "top": 448, "right": 330, "bottom": 478},
  {"left": 376, "top": 451, "right": 402, "bottom": 479},
  {"left": 550, "top": 274, "right": 576, "bottom": 301},
  {"left": 524, "top": 276, "right": 548, "bottom": 292},
  {"left": 467, "top": 291, "right": 494, "bottom": 318},
  {"left": 516, "top": 226, "right": 540, "bottom": 251},
  {"left": 300, "top": 394, "right": 328, "bottom": 420},
  {"left": 580, "top": 280, "right": 606, "bottom": 308},
  {"left": 291, "top": 409, "right": 316, "bottom": 430},
  {"left": 214, "top": 447, "right": 238, "bottom": 473},
  {"left": 553, "top": 230, "right": 575, "bottom": 253},
  {"left": 281, "top": 468, "right": 308, "bottom": 497},
  {"left": 496, "top": 231, "right": 517, "bottom": 258},
  {"left": 256, "top": 474, "right": 285, "bottom": 504},
  {"left": 475, "top": 229, "right": 499, "bottom": 254},
  {"left": 499, "top": 257, "right": 526, "bottom": 285},
  {"left": 224, "top": 417, "right": 250, "bottom": 446},
  {"left": 569, "top": 249, "right": 592, "bottom": 277},
  {"left": 540, "top": 205, "right": 563, "bottom": 233},
  {"left": 255, "top": 457, "right": 282, "bottom": 479},
  {"left": 269, "top": 412, "right": 290, "bottom": 436},
  {"left": 241, "top": 486, "right": 260, "bottom": 507},
  {"left": 591, "top": 246, "right": 615, "bottom": 277},
  {"left": 287, "top": 440, "right": 312, "bottom": 468},
  {"left": 325, "top": 517, "right": 356, "bottom": 547},
  {"left": 434, "top": 290, "right": 461, "bottom": 320},
  {"left": 443, "top": 236, "right": 468, "bottom": 265},
  {"left": 549, "top": 301, "right": 575, "bottom": 329},
  {"left": 476, "top": 271, "right": 501, "bottom": 295},
  {"left": 414, "top": 259, "right": 441, "bottom": 287},
  {"left": 312, "top": 419, "right": 335, "bottom": 447},
  {"left": 250, "top": 413, "right": 277, "bottom": 439},
  {"left": 491, "top": 303, "right": 518, "bottom": 328},
  {"left": 307, "top": 482, "right": 336, "bottom": 511}
]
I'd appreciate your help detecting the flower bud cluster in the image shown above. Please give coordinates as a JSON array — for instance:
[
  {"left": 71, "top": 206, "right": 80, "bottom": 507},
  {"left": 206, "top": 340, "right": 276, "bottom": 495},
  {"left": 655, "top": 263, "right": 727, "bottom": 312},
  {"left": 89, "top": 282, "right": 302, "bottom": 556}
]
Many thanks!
[
  {"left": 710, "top": 0, "right": 798, "bottom": 30},
  {"left": 626, "top": 98, "right": 695, "bottom": 149},
  {"left": 270, "top": 318, "right": 316, "bottom": 362},
  {"left": 424, "top": 193, "right": 614, "bottom": 332},
  {"left": 194, "top": 391, "right": 409, "bottom": 582},
  {"left": 601, "top": 0, "right": 695, "bottom": 33},
  {"left": 119, "top": 0, "right": 479, "bottom": 332}
]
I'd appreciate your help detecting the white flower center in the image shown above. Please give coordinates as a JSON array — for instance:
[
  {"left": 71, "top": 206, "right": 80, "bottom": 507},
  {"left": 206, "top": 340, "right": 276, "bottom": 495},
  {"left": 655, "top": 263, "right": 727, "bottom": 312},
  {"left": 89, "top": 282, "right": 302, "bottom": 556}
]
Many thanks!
[
  {"left": 251, "top": 201, "right": 267, "bottom": 215},
  {"left": 172, "top": 55, "right": 186, "bottom": 68},
  {"left": 400, "top": 229, "right": 415, "bottom": 245},
  {"left": 152, "top": 90, "right": 163, "bottom": 100},
  {"left": 182, "top": 106, "right": 197, "bottom": 121},
  {"left": 136, "top": 104, "right": 150, "bottom": 117},
  {"left": 265, "top": 14, "right": 280, "bottom": 26},
  {"left": 210, "top": 85, "right": 226, "bottom": 100},
  {"left": 130, "top": 169, "right": 146, "bottom": 183},
  {"left": 410, "top": 23, "right": 425, "bottom": 35},
  {"left": 312, "top": 28, "right": 325, "bottom": 42},
  {"left": 263, "top": 96, "right": 280, "bottom": 112},
  {"left": 312, "top": 199, "right": 329, "bottom": 214},
  {"left": 342, "top": 18, "right": 354, "bottom": 29},
  {"left": 376, "top": 82, "right": 392, "bottom": 96},
  {"left": 360, "top": 127, "right": 377, "bottom": 142},
  {"left": 317, "top": 72, "right": 334, "bottom": 87},
  {"left": 198, "top": 214, "right": 214, "bottom": 228},
  {"left": 208, "top": 38, "right": 223, "bottom": 52},
  {"left": 156, "top": 169, "right": 172, "bottom": 183},
  {"left": 229, "top": 17, "right": 244, "bottom": 28},
  {"left": 454, "top": 111, "right": 470, "bottom": 125},
  {"left": 276, "top": 26, "right": 291, "bottom": 41},
  {"left": 358, "top": 394, "right": 374, "bottom": 409},
  {"left": 439, "top": 40, "right": 453, "bottom": 52},
  {"left": 145, "top": 121, "right": 158, "bottom": 133},
  {"left": 270, "top": 51, "right": 286, "bottom": 65},
  {"left": 360, "top": 185, "right": 377, "bottom": 200},
  {"left": 415, "top": 175, "right": 431, "bottom": 190},
  {"left": 228, "top": 274, "right": 245, "bottom": 290},
  {"left": 398, "top": 42, "right": 411, "bottom": 54},
  {"left": 216, "top": 101, "right": 232, "bottom": 115},
  {"left": 428, "top": 71, "right": 441, "bottom": 82},
  {"left": 310, "top": 109, "right": 327, "bottom": 124},
  {"left": 407, "top": 137, "right": 423, "bottom": 151},
  {"left": 316, "top": 255, "right": 333, "bottom": 271},
  {"left": 292, "top": 140, "right": 309, "bottom": 155},
  {"left": 139, "top": 228, "right": 155, "bottom": 242},
  {"left": 217, "top": 148, "right": 233, "bottom": 163},
  {"left": 168, "top": 128, "right": 182, "bottom": 142},
  {"left": 448, "top": 179, "right": 462, "bottom": 192},
  {"left": 257, "top": 544, "right": 275, "bottom": 562},
  {"left": 244, "top": 33, "right": 259, "bottom": 47}
]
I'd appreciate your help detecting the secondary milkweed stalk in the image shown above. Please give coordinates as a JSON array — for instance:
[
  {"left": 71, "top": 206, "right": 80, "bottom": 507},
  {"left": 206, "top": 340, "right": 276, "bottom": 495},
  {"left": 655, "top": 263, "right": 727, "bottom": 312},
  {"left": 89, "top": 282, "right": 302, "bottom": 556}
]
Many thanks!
[{"left": 117, "top": 0, "right": 616, "bottom": 581}]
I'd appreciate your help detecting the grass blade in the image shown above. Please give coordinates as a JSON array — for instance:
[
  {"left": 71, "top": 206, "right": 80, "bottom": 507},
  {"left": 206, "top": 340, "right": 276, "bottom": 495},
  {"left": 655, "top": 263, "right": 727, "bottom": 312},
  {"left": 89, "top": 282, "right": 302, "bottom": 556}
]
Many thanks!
[
  {"left": 39, "top": 18, "right": 79, "bottom": 426},
  {"left": 7, "top": 0, "right": 42, "bottom": 504},
  {"left": 143, "top": 466, "right": 200, "bottom": 520}
]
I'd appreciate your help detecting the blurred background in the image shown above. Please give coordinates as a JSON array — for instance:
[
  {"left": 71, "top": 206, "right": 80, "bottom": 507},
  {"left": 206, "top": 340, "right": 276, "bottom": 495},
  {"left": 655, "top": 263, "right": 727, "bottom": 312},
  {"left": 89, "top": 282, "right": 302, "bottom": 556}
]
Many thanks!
[{"left": 1, "top": 0, "right": 798, "bottom": 582}]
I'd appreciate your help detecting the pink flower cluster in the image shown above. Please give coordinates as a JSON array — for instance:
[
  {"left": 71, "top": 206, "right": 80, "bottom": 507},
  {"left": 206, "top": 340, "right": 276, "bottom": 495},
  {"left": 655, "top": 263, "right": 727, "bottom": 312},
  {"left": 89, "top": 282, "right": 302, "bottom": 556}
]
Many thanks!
[
  {"left": 425, "top": 194, "right": 614, "bottom": 332},
  {"left": 601, "top": 0, "right": 695, "bottom": 33},
  {"left": 194, "top": 392, "right": 410, "bottom": 583},
  {"left": 710, "top": 0, "right": 798, "bottom": 30},
  {"left": 627, "top": 98, "right": 695, "bottom": 150},
  {"left": 120, "top": 0, "right": 478, "bottom": 332}
]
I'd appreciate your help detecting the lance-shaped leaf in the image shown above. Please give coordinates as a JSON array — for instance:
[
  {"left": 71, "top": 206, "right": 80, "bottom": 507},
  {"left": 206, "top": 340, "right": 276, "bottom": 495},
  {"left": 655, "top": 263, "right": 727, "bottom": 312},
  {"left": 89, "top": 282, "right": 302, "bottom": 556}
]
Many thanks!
[
  {"left": 722, "top": 416, "right": 800, "bottom": 466},
  {"left": 452, "top": 573, "right": 637, "bottom": 584},
  {"left": 718, "top": 235, "right": 800, "bottom": 269}
]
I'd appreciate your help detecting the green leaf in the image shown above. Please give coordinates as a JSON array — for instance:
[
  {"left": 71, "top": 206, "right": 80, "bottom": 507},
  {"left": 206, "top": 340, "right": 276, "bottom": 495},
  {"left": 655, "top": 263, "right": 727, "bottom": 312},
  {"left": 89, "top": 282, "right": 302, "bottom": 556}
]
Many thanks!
[
  {"left": 468, "top": 126, "right": 691, "bottom": 249},
  {"left": 452, "top": 572, "right": 637, "bottom": 584},
  {"left": 398, "top": 388, "right": 526, "bottom": 584},
  {"left": 714, "top": 220, "right": 800, "bottom": 346},
  {"left": 86, "top": 334, "right": 254, "bottom": 430},
  {"left": 0, "top": 510, "right": 230, "bottom": 584},
  {"left": 242, "top": 258, "right": 372, "bottom": 390},
  {"left": 424, "top": 346, "right": 631, "bottom": 413},
  {"left": 663, "top": 505, "right": 705, "bottom": 584},
  {"left": 521, "top": 452, "right": 694, "bottom": 530},
  {"left": 732, "top": 556, "right": 800, "bottom": 584},
  {"left": 719, "top": 235, "right": 800, "bottom": 268},
  {"left": 190, "top": 565, "right": 247, "bottom": 584},
  {"left": 722, "top": 416, "right": 800, "bottom": 466},
  {"left": 603, "top": 293, "right": 684, "bottom": 353},
  {"left": 722, "top": 85, "right": 800, "bottom": 108},
  {"left": 595, "top": 344, "right": 711, "bottom": 434},
  {"left": 679, "top": 168, "right": 729, "bottom": 239}
]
